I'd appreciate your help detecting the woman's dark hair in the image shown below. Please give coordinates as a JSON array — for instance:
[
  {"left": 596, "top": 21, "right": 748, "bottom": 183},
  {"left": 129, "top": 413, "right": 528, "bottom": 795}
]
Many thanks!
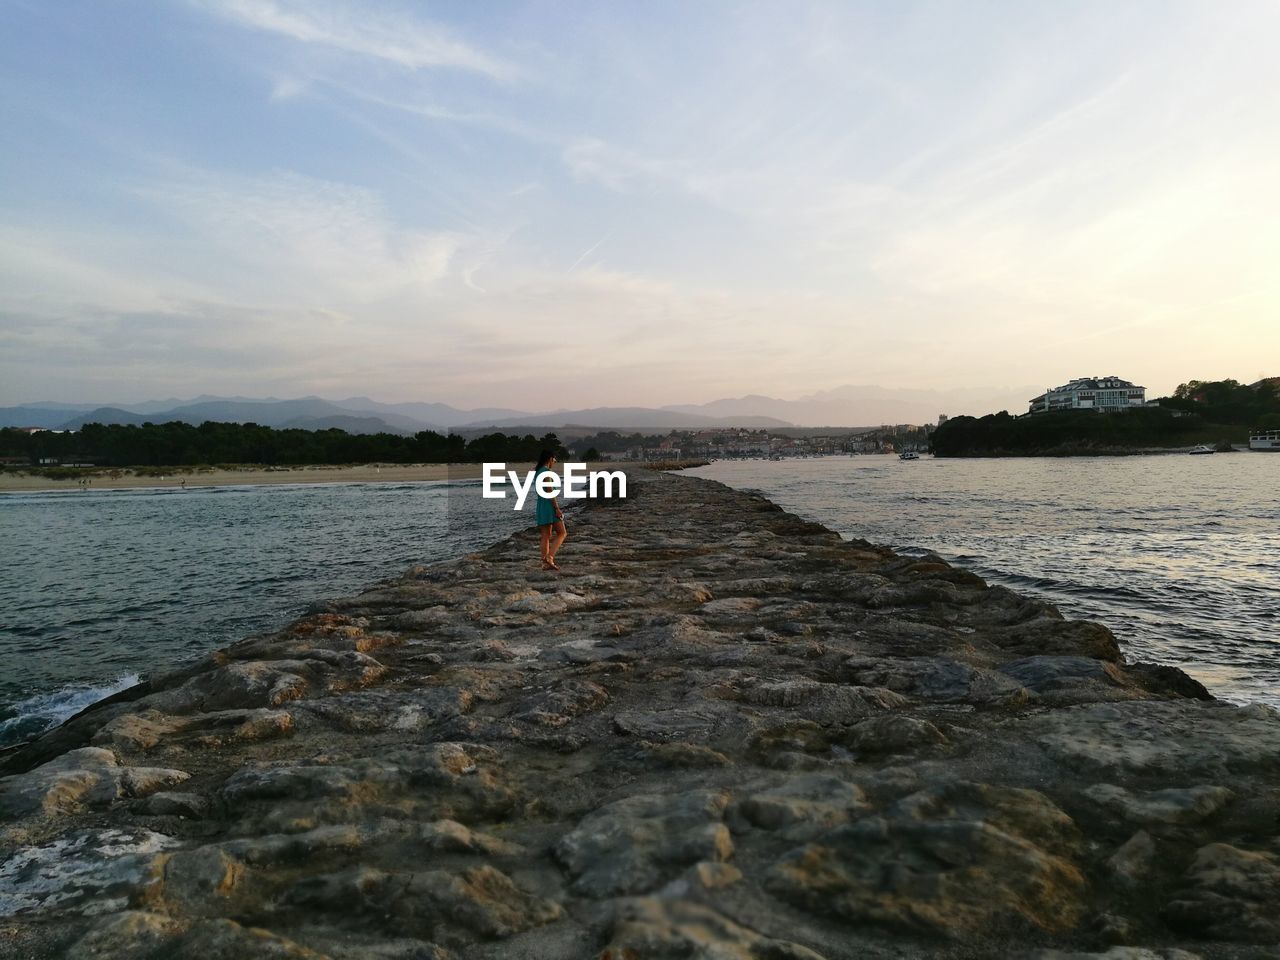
[{"left": 536, "top": 449, "right": 555, "bottom": 469}]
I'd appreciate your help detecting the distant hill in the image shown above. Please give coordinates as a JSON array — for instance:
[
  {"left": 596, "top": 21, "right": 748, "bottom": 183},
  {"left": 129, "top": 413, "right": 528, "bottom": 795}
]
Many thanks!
[
  {"left": 663, "top": 384, "right": 1041, "bottom": 427},
  {"left": 454, "top": 407, "right": 793, "bottom": 430},
  {"left": 0, "top": 405, "right": 96, "bottom": 429},
  {"left": 57, "top": 407, "right": 155, "bottom": 429},
  {"left": 55, "top": 398, "right": 426, "bottom": 434},
  {"left": 336, "top": 397, "right": 526, "bottom": 429},
  {"left": 10, "top": 383, "right": 1047, "bottom": 435},
  {"left": 154, "top": 397, "right": 426, "bottom": 431}
]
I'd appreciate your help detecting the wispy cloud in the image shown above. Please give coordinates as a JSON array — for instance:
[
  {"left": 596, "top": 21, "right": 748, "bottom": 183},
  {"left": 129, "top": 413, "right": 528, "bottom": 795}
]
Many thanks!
[
  {"left": 565, "top": 231, "right": 611, "bottom": 274},
  {"left": 198, "top": 0, "right": 518, "bottom": 80},
  {"left": 138, "top": 169, "right": 464, "bottom": 303}
]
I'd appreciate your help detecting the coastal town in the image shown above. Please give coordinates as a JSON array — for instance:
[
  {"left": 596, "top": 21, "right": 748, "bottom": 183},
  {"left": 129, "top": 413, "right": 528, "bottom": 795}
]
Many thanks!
[{"left": 572, "top": 423, "right": 937, "bottom": 461}]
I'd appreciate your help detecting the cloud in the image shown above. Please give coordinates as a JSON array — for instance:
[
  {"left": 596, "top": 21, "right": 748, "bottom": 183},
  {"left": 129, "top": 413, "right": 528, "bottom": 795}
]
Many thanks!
[
  {"left": 137, "top": 169, "right": 463, "bottom": 303},
  {"left": 198, "top": 0, "right": 517, "bottom": 80}
]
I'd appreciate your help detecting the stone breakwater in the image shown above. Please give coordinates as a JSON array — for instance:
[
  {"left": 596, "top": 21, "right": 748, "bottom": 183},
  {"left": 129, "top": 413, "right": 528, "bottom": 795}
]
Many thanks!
[{"left": 2, "top": 472, "right": 1279, "bottom": 960}]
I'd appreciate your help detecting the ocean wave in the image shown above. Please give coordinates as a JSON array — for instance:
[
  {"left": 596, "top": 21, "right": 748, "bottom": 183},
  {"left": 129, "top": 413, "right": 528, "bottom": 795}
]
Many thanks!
[{"left": 0, "top": 673, "right": 140, "bottom": 748}]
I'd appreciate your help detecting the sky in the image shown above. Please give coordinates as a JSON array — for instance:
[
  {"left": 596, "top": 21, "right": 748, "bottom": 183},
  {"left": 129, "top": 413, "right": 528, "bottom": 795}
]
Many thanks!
[{"left": 2, "top": 0, "right": 1277, "bottom": 409}]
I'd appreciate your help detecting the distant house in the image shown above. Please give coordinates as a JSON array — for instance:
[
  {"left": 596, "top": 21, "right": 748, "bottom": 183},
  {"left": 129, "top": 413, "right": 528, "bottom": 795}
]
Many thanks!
[{"left": 1028, "top": 376, "right": 1146, "bottom": 414}]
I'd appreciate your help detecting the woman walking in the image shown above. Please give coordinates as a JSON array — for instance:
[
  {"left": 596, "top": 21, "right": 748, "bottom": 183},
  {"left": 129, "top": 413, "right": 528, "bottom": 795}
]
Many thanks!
[{"left": 534, "top": 450, "right": 567, "bottom": 570}]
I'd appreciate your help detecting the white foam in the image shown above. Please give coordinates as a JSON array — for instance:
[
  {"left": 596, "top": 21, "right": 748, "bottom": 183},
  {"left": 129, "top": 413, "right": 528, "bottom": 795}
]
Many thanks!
[{"left": 0, "top": 673, "right": 140, "bottom": 746}]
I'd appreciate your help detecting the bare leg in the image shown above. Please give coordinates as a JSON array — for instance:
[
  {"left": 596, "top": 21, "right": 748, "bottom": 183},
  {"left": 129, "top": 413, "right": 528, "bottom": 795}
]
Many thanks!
[
  {"left": 540, "top": 525, "right": 552, "bottom": 565},
  {"left": 548, "top": 520, "right": 567, "bottom": 563}
]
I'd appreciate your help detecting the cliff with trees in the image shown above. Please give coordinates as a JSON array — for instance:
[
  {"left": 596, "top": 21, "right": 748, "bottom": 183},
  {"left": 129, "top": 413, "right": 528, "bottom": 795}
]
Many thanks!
[{"left": 930, "top": 378, "right": 1278, "bottom": 457}]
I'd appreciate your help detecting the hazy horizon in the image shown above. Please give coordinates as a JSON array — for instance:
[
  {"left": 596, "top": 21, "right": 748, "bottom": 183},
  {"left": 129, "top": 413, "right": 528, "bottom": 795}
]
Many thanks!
[{"left": 3, "top": 1, "right": 1277, "bottom": 408}]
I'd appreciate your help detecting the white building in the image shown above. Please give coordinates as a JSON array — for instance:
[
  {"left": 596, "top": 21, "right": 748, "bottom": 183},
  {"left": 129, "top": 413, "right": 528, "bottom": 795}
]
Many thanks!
[{"left": 1028, "top": 376, "right": 1146, "bottom": 414}]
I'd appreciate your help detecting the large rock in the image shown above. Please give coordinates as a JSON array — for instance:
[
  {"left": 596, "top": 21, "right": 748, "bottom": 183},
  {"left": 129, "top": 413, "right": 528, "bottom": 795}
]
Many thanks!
[
  {"left": 0, "top": 747, "right": 188, "bottom": 818},
  {"left": 1165, "top": 842, "right": 1280, "bottom": 942},
  {"left": 556, "top": 789, "right": 733, "bottom": 896},
  {"left": 144, "top": 655, "right": 388, "bottom": 715},
  {"left": 1025, "top": 950, "right": 1202, "bottom": 960},
  {"left": 603, "top": 898, "right": 827, "bottom": 959},
  {"left": 737, "top": 774, "right": 870, "bottom": 840},
  {"left": 1033, "top": 701, "right": 1280, "bottom": 776},
  {"left": 841, "top": 656, "right": 1027, "bottom": 706},
  {"left": 768, "top": 781, "right": 1085, "bottom": 938},
  {"left": 1082, "top": 783, "right": 1233, "bottom": 826},
  {"left": 93, "top": 708, "right": 294, "bottom": 752},
  {"left": 1, "top": 828, "right": 175, "bottom": 918},
  {"left": 286, "top": 863, "right": 560, "bottom": 940},
  {"left": 999, "top": 656, "right": 1135, "bottom": 704}
]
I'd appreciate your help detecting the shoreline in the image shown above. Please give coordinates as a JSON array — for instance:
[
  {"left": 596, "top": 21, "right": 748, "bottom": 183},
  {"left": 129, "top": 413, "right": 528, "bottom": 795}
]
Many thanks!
[
  {"left": 0, "top": 460, "right": 708, "bottom": 494},
  {"left": 2, "top": 471, "right": 1278, "bottom": 957},
  {"left": 0, "top": 463, "right": 484, "bottom": 494}
]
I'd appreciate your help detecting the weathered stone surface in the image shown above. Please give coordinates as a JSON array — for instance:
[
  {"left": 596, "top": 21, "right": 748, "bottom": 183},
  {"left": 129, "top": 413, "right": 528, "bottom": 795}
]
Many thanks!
[
  {"left": 143, "top": 654, "right": 389, "bottom": 715},
  {"left": 1106, "top": 830, "right": 1156, "bottom": 887},
  {"left": 768, "top": 781, "right": 1085, "bottom": 938},
  {"left": 989, "top": 618, "right": 1123, "bottom": 661},
  {"left": 1, "top": 828, "right": 175, "bottom": 918},
  {"left": 513, "top": 679, "right": 608, "bottom": 725},
  {"left": 737, "top": 774, "right": 869, "bottom": 839},
  {"left": 0, "top": 747, "right": 188, "bottom": 819},
  {"left": 1083, "top": 783, "right": 1234, "bottom": 826},
  {"left": 1000, "top": 655, "right": 1134, "bottom": 704},
  {"left": 300, "top": 687, "right": 472, "bottom": 733},
  {"left": 1033, "top": 701, "right": 1280, "bottom": 776},
  {"left": 68, "top": 911, "right": 187, "bottom": 959},
  {"left": 1, "top": 470, "right": 1271, "bottom": 959},
  {"left": 612, "top": 702, "right": 746, "bottom": 743},
  {"left": 557, "top": 789, "right": 733, "bottom": 896},
  {"left": 1165, "top": 842, "right": 1280, "bottom": 942},
  {"left": 842, "top": 656, "right": 1027, "bottom": 706},
  {"left": 139, "top": 790, "right": 211, "bottom": 819},
  {"left": 1025, "top": 950, "right": 1203, "bottom": 960},
  {"left": 172, "top": 918, "right": 330, "bottom": 958},
  {"left": 286, "top": 863, "right": 560, "bottom": 940},
  {"left": 724, "top": 678, "right": 908, "bottom": 723},
  {"left": 93, "top": 707, "right": 294, "bottom": 753},
  {"left": 603, "top": 898, "right": 827, "bottom": 959},
  {"left": 838, "top": 713, "right": 948, "bottom": 756}
]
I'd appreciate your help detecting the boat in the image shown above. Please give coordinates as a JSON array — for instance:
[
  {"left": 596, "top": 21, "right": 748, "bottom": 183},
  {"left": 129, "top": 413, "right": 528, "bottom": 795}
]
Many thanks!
[
  {"left": 1249, "top": 430, "right": 1280, "bottom": 451},
  {"left": 1188, "top": 444, "right": 1215, "bottom": 455},
  {"left": 899, "top": 451, "right": 920, "bottom": 461}
]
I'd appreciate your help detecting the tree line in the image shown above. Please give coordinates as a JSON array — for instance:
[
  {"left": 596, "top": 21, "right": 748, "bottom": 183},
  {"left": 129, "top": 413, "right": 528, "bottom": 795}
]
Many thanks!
[
  {"left": 930, "top": 378, "right": 1280, "bottom": 457},
  {"left": 0, "top": 420, "right": 569, "bottom": 468},
  {"left": 1164, "top": 378, "right": 1280, "bottom": 426}
]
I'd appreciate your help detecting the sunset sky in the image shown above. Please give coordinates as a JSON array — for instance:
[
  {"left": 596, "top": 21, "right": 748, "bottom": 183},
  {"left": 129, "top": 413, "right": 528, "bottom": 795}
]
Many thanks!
[{"left": 2, "top": 0, "right": 1277, "bottom": 409}]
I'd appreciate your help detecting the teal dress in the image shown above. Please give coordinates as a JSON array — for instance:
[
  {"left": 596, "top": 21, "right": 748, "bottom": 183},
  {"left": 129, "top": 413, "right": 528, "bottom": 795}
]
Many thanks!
[{"left": 534, "top": 466, "right": 559, "bottom": 526}]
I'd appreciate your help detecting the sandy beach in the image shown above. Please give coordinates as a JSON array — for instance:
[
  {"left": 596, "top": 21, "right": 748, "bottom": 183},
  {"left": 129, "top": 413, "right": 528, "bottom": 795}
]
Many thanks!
[{"left": 0, "top": 463, "right": 499, "bottom": 494}]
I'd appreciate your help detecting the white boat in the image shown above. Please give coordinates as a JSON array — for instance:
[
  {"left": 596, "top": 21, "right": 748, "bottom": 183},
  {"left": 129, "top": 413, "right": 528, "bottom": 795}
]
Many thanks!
[
  {"left": 1188, "top": 444, "right": 1215, "bottom": 455},
  {"left": 1250, "top": 430, "right": 1280, "bottom": 451},
  {"left": 899, "top": 451, "right": 920, "bottom": 461}
]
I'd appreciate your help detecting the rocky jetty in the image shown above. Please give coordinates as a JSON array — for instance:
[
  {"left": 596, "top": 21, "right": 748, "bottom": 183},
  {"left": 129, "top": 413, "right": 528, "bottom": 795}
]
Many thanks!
[{"left": 3, "top": 471, "right": 1279, "bottom": 959}]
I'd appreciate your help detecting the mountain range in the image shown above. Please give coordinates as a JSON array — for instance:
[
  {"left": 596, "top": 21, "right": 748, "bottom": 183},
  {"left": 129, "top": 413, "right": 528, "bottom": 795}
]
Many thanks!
[{"left": 0, "top": 384, "right": 1043, "bottom": 434}]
